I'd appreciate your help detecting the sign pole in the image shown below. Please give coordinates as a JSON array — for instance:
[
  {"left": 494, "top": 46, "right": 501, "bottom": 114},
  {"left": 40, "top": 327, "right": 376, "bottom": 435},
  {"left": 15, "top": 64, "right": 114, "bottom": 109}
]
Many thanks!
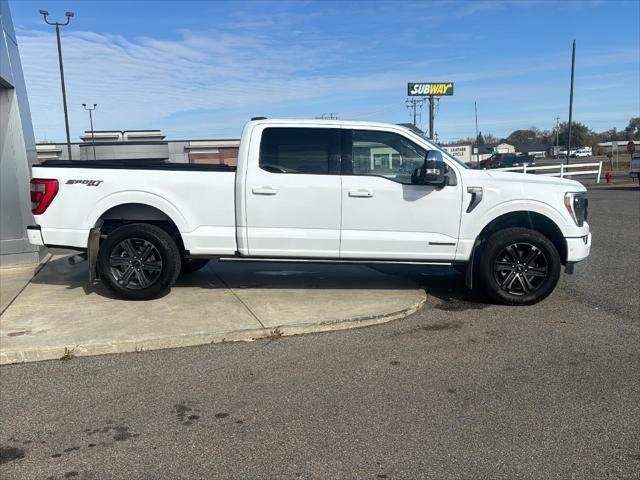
[{"left": 429, "top": 95, "right": 434, "bottom": 140}]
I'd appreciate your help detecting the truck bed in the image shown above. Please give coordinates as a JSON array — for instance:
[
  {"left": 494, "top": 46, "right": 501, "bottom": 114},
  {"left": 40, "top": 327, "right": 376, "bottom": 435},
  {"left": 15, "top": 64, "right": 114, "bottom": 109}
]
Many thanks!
[
  {"left": 31, "top": 161, "right": 238, "bottom": 255},
  {"left": 37, "top": 160, "right": 236, "bottom": 172}
]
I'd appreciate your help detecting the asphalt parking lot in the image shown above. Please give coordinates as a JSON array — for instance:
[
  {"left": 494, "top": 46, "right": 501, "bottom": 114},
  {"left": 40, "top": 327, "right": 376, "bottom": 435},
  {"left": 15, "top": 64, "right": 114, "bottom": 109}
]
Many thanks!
[{"left": 1, "top": 186, "right": 638, "bottom": 480}]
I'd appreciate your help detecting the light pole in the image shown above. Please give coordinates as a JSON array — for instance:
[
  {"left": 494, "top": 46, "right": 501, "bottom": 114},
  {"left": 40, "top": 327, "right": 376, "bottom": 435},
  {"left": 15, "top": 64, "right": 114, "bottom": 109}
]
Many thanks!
[
  {"left": 82, "top": 104, "right": 97, "bottom": 160},
  {"left": 475, "top": 101, "right": 480, "bottom": 166},
  {"left": 40, "top": 9, "right": 74, "bottom": 160},
  {"left": 566, "top": 40, "right": 576, "bottom": 165}
]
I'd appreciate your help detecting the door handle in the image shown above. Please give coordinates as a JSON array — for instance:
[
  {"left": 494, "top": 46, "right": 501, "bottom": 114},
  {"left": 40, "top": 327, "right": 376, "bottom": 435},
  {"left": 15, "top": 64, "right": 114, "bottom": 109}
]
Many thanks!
[
  {"left": 348, "top": 189, "right": 374, "bottom": 198},
  {"left": 252, "top": 186, "right": 278, "bottom": 195}
]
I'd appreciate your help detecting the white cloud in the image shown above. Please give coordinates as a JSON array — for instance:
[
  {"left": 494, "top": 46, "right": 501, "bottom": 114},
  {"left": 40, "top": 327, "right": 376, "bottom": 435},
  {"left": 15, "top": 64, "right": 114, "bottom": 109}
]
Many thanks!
[{"left": 16, "top": 25, "right": 639, "bottom": 141}]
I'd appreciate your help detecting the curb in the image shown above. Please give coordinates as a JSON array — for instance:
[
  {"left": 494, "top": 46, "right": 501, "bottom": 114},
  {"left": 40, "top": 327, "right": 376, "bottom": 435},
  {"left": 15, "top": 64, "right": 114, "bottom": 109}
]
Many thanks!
[{"left": 0, "top": 291, "right": 427, "bottom": 365}]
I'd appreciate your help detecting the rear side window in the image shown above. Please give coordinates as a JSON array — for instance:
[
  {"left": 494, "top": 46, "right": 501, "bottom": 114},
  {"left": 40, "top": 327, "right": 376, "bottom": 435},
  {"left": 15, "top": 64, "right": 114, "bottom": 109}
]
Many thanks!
[{"left": 259, "top": 128, "right": 340, "bottom": 174}]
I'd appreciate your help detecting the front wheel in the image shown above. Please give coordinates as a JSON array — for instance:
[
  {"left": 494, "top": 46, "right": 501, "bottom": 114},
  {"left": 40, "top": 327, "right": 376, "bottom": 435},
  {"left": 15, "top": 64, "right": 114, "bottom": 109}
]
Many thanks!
[
  {"left": 97, "top": 223, "right": 181, "bottom": 300},
  {"left": 477, "top": 227, "right": 561, "bottom": 305}
]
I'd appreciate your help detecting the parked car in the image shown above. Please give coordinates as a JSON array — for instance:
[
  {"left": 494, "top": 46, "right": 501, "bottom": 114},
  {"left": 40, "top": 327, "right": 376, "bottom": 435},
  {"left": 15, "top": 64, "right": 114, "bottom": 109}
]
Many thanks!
[
  {"left": 479, "top": 153, "right": 534, "bottom": 169},
  {"left": 27, "top": 118, "right": 591, "bottom": 305},
  {"left": 574, "top": 147, "right": 592, "bottom": 158}
]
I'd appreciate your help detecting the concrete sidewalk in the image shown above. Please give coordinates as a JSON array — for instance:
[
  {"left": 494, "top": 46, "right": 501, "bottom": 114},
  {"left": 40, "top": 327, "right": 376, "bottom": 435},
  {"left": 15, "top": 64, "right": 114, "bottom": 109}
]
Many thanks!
[{"left": 0, "top": 255, "right": 426, "bottom": 364}]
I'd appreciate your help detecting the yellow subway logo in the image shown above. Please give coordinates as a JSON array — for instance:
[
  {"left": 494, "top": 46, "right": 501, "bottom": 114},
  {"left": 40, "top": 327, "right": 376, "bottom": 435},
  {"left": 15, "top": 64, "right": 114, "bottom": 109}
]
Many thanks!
[{"left": 408, "top": 82, "right": 454, "bottom": 96}]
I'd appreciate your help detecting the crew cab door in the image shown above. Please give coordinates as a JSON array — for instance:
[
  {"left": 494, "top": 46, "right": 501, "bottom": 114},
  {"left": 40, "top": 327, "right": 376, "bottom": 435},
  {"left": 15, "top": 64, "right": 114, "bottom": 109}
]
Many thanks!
[
  {"left": 244, "top": 127, "right": 342, "bottom": 257},
  {"left": 340, "top": 129, "right": 463, "bottom": 260}
]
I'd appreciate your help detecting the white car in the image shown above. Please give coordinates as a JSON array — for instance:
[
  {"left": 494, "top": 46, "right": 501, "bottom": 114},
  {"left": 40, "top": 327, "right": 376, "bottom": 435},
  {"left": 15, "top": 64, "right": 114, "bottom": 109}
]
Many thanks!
[
  {"left": 27, "top": 118, "right": 591, "bottom": 305},
  {"left": 574, "top": 147, "right": 592, "bottom": 158}
]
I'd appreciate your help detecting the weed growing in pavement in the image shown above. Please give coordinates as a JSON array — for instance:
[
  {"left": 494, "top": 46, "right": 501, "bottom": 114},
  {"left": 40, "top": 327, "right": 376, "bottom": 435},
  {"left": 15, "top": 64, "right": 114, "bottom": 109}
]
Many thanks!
[
  {"left": 268, "top": 328, "right": 283, "bottom": 338},
  {"left": 60, "top": 347, "right": 75, "bottom": 361}
]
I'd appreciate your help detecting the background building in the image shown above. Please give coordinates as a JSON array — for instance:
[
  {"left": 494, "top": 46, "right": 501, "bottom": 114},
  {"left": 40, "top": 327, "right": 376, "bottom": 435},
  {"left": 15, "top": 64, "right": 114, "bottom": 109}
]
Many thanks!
[
  {"left": 37, "top": 130, "right": 240, "bottom": 165},
  {"left": 597, "top": 140, "right": 640, "bottom": 155},
  {"left": 0, "top": 0, "right": 40, "bottom": 266},
  {"left": 442, "top": 144, "right": 473, "bottom": 164}
]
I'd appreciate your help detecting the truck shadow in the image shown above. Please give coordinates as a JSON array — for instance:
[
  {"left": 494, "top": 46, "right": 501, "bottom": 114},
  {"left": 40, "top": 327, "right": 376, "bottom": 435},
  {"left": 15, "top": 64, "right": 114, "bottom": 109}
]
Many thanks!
[{"left": 30, "top": 254, "right": 478, "bottom": 304}]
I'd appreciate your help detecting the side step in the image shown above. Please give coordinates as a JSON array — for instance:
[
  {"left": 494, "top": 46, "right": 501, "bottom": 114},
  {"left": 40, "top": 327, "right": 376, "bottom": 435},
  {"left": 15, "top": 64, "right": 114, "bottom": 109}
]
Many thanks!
[{"left": 218, "top": 257, "right": 453, "bottom": 266}]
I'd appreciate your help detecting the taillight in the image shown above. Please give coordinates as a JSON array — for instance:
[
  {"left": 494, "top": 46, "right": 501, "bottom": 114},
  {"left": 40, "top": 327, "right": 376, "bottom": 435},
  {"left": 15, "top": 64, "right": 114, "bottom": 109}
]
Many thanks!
[{"left": 30, "top": 179, "right": 59, "bottom": 215}]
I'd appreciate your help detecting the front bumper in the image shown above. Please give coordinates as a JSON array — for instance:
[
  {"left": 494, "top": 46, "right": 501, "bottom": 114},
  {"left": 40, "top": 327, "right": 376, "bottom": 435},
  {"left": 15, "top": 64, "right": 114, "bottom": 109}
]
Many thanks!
[
  {"left": 26, "top": 225, "right": 44, "bottom": 246},
  {"left": 566, "top": 231, "right": 591, "bottom": 263}
]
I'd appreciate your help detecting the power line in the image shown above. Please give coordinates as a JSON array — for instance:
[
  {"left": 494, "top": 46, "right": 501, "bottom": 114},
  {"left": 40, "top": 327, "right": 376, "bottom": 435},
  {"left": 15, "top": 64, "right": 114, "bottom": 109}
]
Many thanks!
[{"left": 316, "top": 113, "right": 339, "bottom": 119}]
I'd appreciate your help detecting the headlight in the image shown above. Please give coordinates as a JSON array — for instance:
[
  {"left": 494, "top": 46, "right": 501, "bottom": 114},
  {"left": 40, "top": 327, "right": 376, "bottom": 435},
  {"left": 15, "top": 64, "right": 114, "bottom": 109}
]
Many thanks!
[{"left": 564, "top": 192, "right": 588, "bottom": 226}]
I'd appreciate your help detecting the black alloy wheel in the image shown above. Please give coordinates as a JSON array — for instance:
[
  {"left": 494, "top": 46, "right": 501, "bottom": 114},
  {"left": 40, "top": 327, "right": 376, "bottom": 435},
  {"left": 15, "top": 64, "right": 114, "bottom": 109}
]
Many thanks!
[
  {"left": 493, "top": 242, "right": 548, "bottom": 296},
  {"left": 476, "top": 227, "right": 561, "bottom": 305},
  {"left": 97, "top": 223, "right": 181, "bottom": 300},
  {"left": 109, "top": 238, "right": 163, "bottom": 290}
]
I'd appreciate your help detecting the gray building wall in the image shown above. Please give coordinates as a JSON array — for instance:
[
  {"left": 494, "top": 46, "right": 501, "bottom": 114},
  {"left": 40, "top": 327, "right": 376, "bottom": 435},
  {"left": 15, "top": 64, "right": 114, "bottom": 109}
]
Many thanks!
[
  {"left": 0, "top": 0, "right": 41, "bottom": 266},
  {"left": 76, "top": 142, "right": 170, "bottom": 161}
]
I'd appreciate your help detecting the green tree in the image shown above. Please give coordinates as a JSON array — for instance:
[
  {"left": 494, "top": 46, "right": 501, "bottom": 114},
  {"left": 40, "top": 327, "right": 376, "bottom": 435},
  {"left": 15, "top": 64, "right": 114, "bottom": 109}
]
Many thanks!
[
  {"left": 476, "top": 132, "right": 485, "bottom": 145},
  {"left": 505, "top": 128, "right": 539, "bottom": 145},
  {"left": 624, "top": 117, "right": 640, "bottom": 139},
  {"left": 557, "top": 121, "right": 593, "bottom": 148}
]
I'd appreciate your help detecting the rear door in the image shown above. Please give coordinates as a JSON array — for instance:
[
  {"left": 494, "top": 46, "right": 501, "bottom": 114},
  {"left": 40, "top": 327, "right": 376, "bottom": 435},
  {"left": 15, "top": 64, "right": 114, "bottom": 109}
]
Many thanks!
[
  {"left": 244, "top": 127, "right": 342, "bottom": 257},
  {"left": 340, "top": 128, "right": 463, "bottom": 260}
]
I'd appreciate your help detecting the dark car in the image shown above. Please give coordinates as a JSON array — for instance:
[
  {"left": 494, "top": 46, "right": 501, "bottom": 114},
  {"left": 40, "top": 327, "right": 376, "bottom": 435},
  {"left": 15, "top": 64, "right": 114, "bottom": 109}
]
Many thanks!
[{"left": 479, "top": 153, "right": 535, "bottom": 169}]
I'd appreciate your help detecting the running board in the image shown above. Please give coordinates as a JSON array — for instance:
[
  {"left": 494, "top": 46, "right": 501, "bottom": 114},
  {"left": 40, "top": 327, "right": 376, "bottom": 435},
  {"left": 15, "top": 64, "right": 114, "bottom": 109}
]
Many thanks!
[{"left": 218, "top": 257, "right": 453, "bottom": 266}]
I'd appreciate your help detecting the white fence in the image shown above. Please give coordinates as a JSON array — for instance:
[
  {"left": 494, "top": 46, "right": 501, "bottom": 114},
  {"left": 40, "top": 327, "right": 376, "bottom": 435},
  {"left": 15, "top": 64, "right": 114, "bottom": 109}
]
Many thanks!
[{"left": 494, "top": 162, "right": 603, "bottom": 184}]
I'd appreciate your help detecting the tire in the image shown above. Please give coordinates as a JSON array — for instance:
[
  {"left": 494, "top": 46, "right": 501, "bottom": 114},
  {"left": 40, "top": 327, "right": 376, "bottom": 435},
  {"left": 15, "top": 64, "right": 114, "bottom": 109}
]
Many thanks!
[
  {"left": 97, "top": 223, "right": 181, "bottom": 300},
  {"left": 476, "top": 227, "right": 561, "bottom": 305},
  {"left": 180, "top": 258, "right": 210, "bottom": 275}
]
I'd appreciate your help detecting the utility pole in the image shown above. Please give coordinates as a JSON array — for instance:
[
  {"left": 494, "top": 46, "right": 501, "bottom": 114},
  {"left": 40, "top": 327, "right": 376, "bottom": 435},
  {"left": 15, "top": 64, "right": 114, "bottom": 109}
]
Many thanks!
[
  {"left": 405, "top": 98, "right": 425, "bottom": 131},
  {"left": 428, "top": 95, "right": 435, "bottom": 140},
  {"left": 554, "top": 115, "right": 560, "bottom": 158},
  {"left": 82, "top": 104, "right": 97, "bottom": 160},
  {"left": 40, "top": 10, "right": 75, "bottom": 160},
  {"left": 475, "top": 101, "right": 480, "bottom": 166},
  {"left": 567, "top": 40, "right": 576, "bottom": 165}
]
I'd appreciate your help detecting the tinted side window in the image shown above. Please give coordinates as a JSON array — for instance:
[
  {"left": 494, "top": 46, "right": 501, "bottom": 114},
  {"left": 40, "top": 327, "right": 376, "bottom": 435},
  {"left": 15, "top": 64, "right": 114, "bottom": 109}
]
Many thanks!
[
  {"left": 347, "top": 130, "right": 426, "bottom": 184},
  {"left": 259, "top": 128, "right": 340, "bottom": 174}
]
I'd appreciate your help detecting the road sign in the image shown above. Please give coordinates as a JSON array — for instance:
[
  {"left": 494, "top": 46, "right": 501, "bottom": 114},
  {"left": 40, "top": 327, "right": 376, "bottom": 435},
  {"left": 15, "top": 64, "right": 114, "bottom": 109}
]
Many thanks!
[{"left": 627, "top": 141, "right": 636, "bottom": 155}]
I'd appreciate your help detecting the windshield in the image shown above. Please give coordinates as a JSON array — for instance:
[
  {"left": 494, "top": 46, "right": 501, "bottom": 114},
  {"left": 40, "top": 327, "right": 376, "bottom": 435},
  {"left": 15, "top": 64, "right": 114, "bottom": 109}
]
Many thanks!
[{"left": 420, "top": 135, "right": 470, "bottom": 169}]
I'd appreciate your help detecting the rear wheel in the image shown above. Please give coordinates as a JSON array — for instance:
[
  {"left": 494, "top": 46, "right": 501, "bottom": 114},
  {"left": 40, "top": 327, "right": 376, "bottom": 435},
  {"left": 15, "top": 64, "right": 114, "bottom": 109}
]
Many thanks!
[
  {"left": 98, "top": 223, "right": 181, "bottom": 300},
  {"left": 477, "top": 227, "right": 561, "bottom": 305}
]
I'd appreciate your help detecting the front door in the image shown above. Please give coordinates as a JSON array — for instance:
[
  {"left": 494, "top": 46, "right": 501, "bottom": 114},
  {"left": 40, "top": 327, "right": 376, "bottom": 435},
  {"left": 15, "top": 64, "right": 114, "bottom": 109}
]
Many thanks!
[
  {"left": 340, "top": 129, "right": 463, "bottom": 260},
  {"left": 245, "top": 127, "right": 342, "bottom": 257}
]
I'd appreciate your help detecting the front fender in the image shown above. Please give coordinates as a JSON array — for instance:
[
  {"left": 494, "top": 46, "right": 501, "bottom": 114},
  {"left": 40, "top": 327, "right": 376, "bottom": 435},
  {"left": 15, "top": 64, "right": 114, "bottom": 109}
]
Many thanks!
[{"left": 470, "top": 199, "right": 573, "bottom": 237}]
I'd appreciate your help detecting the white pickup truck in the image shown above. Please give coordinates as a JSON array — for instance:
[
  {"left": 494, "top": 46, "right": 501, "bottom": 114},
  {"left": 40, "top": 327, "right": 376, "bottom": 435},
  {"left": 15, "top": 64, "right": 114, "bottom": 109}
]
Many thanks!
[{"left": 27, "top": 118, "right": 591, "bottom": 304}]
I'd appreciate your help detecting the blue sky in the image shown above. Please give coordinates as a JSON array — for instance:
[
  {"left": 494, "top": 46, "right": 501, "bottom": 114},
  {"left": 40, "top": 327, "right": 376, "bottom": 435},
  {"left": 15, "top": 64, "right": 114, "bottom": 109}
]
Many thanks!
[{"left": 9, "top": 0, "right": 640, "bottom": 143}]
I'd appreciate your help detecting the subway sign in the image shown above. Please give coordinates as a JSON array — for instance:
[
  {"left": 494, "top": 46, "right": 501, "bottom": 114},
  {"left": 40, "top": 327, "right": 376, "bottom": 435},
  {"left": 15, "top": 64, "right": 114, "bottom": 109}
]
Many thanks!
[{"left": 408, "top": 82, "right": 454, "bottom": 96}]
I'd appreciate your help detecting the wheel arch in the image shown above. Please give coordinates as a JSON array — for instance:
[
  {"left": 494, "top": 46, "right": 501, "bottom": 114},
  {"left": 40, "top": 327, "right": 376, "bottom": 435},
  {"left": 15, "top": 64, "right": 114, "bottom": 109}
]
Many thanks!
[
  {"left": 87, "top": 192, "right": 188, "bottom": 233},
  {"left": 94, "top": 201, "right": 189, "bottom": 252},
  {"left": 476, "top": 211, "right": 567, "bottom": 263}
]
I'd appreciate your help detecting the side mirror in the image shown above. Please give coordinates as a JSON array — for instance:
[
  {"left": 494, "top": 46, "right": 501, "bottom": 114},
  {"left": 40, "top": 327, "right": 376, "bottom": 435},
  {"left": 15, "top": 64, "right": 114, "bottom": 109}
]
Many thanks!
[{"left": 423, "top": 150, "right": 445, "bottom": 185}]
